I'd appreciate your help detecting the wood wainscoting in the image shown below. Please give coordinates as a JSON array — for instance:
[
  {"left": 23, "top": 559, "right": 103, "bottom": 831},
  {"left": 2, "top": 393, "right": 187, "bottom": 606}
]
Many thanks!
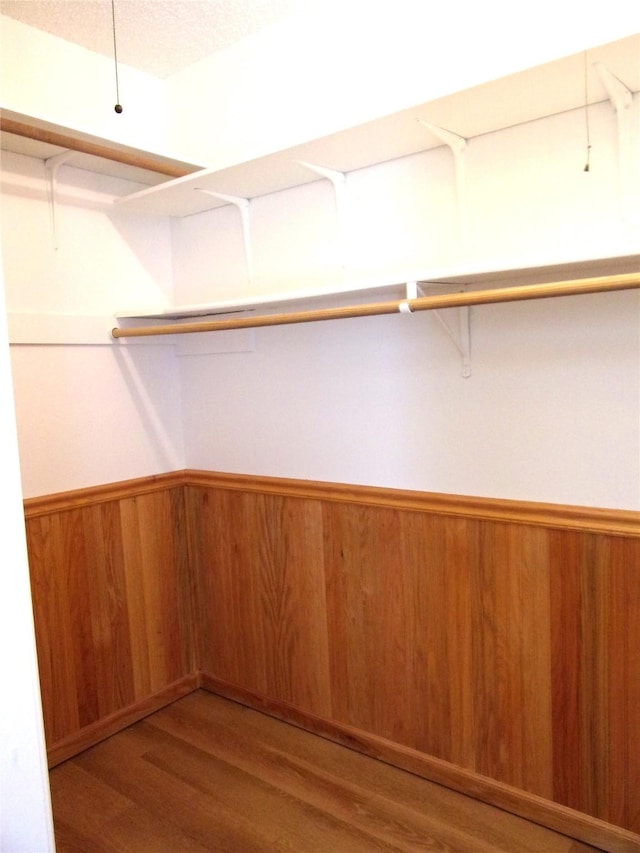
[
  {"left": 24, "top": 471, "right": 640, "bottom": 851},
  {"left": 23, "top": 473, "right": 199, "bottom": 766},
  {"left": 185, "top": 471, "right": 640, "bottom": 851}
]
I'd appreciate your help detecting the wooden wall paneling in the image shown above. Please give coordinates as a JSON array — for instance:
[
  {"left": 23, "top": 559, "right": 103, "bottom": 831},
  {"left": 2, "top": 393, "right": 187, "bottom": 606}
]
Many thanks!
[
  {"left": 516, "top": 523, "right": 553, "bottom": 799},
  {"left": 26, "top": 512, "right": 82, "bottom": 744},
  {"left": 188, "top": 474, "right": 640, "bottom": 840},
  {"left": 255, "top": 493, "right": 331, "bottom": 714},
  {"left": 550, "top": 531, "right": 605, "bottom": 821},
  {"left": 610, "top": 536, "right": 640, "bottom": 833},
  {"left": 440, "top": 516, "right": 476, "bottom": 772},
  {"left": 322, "top": 505, "right": 473, "bottom": 758},
  {"left": 170, "top": 485, "right": 199, "bottom": 678},
  {"left": 82, "top": 501, "right": 135, "bottom": 721},
  {"left": 189, "top": 487, "right": 274, "bottom": 695},
  {"left": 550, "top": 531, "right": 640, "bottom": 834},
  {"left": 188, "top": 487, "right": 333, "bottom": 717},
  {"left": 25, "top": 480, "right": 197, "bottom": 760},
  {"left": 24, "top": 470, "right": 640, "bottom": 845},
  {"left": 322, "top": 507, "right": 556, "bottom": 798},
  {"left": 471, "top": 521, "right": 553, "bottom": 796},
  {"left": 322, "top": 501, "right": 383, "bottom": 734},
  {"left": 579, "top": 535, "right": 612, "bottom": 824},
  {"left": 118, "top": 489, "right": 192, "bottom": 696}
]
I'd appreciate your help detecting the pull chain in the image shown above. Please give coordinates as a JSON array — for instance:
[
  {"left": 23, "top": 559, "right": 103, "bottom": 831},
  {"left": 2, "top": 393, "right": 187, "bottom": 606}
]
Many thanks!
[
  {"left": 583, "top": 51, "right": 591, "bottom": 171},
  {"left": 111, "top": 0, "right": 123, "bottom": 113}
]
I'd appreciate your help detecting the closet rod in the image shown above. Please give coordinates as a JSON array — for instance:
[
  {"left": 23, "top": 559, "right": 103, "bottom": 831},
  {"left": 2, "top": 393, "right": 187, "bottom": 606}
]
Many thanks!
[
  {"left": 112, "top": 272, "right": 640, "bottom": 339},
  {"left": 0, "top": 118, "right": 196, "bottom": 178}
]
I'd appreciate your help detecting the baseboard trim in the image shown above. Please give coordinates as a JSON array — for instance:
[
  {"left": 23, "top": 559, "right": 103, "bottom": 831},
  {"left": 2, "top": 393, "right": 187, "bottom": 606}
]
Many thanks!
[
  {"left": 46, "top": 673, "right": 200, "bottom": 768},
  {"left": 199, "top": 672, "right": 640, "bottom": 853}
]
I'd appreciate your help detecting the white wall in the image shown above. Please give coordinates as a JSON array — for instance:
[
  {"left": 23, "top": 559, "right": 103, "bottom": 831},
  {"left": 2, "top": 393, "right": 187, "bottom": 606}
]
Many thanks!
[
  {"left": 173, "top": 100, "right": 640, "bottom": 510},
  {"left": 0, "top": 258, "right": 54, "bottom": 851},
  {"left": 178, "top": 293, "right": 639, "bottom": 509},
  {"left": 165, "top": 0, "right": 640, "bottom": 167},
  {"left": 1, "top": 151, "right": 186, "bottom": 498},
  {"left": 1, "top": 10, "right": 639, "bottom": 508}
]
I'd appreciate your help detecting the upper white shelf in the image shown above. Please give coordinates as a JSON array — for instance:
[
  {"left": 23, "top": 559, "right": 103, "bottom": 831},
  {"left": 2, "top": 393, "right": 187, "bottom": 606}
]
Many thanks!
[
  {"left": 0, "top": 107, "right": 203, "bottom": 186},
  {"left": 112, "top": 34, "right": 640, "bottom": 218},
  {"left": 1, "top": 36, "right": 637, "bottom": 218}
]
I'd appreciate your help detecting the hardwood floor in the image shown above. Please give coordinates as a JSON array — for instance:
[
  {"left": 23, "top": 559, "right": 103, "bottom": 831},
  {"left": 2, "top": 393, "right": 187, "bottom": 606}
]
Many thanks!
[{"left": 49, "top": 690, "right": 603, "bottom": 853}]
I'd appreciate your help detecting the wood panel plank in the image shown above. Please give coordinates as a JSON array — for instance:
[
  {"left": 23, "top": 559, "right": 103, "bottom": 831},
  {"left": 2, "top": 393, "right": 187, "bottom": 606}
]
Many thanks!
[
  {"left": 191, "top": 487, "right": 332, "bottom": 716},
  {"left": 83, "top": 501, "right": 135, "bottom": 719},
  {"left": 28, "top": 512, "right": 85, "bottom": 742},
  {"left": 548, "top": 531, "right": 640, "bottom": 829},
  {"left": 518, "top": 524, "right": 553, "bottom": 798},
  {"left": 609, "top": 537, "right": 640, "bottom": 832},
  {"left": 119, "top": 489, "right": 192, "bottom": 698}
]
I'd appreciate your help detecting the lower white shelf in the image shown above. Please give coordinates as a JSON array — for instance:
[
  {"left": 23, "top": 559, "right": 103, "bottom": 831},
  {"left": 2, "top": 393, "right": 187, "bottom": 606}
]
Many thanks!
[{"left": 115, "top": 253, "right": 640, "bottom": 323}]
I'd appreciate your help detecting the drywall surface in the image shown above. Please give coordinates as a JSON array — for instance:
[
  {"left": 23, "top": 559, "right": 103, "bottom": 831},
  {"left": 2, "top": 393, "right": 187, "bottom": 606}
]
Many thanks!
[
  {"left": 0, "top": 255, "right": 54, "bottom": 851},
  {"left": 177, "top": 293, "right": 639, "bottom": 510},
  {"left": 164, "top": 0, "right": 640, "bottom": 166},
  {"left": 1, "top": 151, "right": 185, "bottom": 498},
  {"left": 173, "top": 103, "right": 640, "bottom": 510}
]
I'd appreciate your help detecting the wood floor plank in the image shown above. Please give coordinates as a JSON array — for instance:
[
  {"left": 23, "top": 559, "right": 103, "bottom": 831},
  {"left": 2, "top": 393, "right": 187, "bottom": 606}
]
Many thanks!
[
  {"left": 50, "top": 690, "right": 604, "bottom": 853},
  {"left": 80, "top": 725, "right": 402, "bottom": 853},
  {"left": 150, "top": 692, "right": 600, "bottom": 853}
]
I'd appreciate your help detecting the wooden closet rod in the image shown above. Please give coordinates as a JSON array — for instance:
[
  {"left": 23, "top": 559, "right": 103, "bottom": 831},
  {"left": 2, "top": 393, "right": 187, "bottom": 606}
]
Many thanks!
[
  {"left": 112, "top": 272, "right": 640, "bottom": 339},
  {"left": 0, "top": 117, "right": 196, "bottom": 178}
]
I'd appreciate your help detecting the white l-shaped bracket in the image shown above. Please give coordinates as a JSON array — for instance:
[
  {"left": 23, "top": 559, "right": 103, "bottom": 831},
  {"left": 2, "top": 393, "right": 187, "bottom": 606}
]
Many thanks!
[
  {"left": 401, "top": 281, "right": 471, "bottom": 377},
  {"left": 418, "top": 121, "right": 468, "bottom": 247},
  {"left": 296, "top": 161, "right": 347, "bottom": 268},
  {"left": 45, "top": 150, "right": 76, "bottom": 250},
  {"left": 594, "top": 61, "right": 635, "bottom": 225},
  {"left": 195, "top": 190, "right": 253, "bottom": 285},
  {"left": 434, "top": 301, "right": 471, "bottom": 378}
]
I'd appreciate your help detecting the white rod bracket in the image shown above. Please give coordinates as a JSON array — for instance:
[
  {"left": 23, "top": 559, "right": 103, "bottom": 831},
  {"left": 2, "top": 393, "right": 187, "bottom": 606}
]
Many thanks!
[
  {"left": 45, "top": 150, "right": 75, "bottom": 250},
  {"left": 296, "top": 161, "right": 347, "bottom": 268},
  {"left": 399, "top": 281, "right": 419, "bottom": 313},
  {"left": 593, "top": 62, "right": 634, "bottom": 223},
  {"left": 195, "top": 190, "right": 253, "bottom": 285},
  {"left": 418, "top": 120, "right": 468, "bottom": 247}
]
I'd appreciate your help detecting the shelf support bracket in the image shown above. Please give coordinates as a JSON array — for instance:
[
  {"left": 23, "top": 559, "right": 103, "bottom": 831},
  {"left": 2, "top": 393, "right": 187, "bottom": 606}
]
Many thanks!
[
  {"left": 418, "top": 120, "right": 468, "bottom": 247},
  {"left": 593, "top": 61, "right": 635, "bottom": 225},
  {"left": 433, "top": 302, "right": 471, "bottom": 378},
  {"left": 296, "top": 161, "right": 347, "bottom": 268},
  {"left": 195, "top": 190, "right": 253, "bottom": 285},
  {"left": 45, "top": 150, "right": 75, "bottom": 250},
  {"left": 402, "top": 281, "right": 471, "bottom": 377}
]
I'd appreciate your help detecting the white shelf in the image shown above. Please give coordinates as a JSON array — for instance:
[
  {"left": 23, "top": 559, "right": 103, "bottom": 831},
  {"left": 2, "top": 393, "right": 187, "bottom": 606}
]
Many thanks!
[
  {"left": 2, "top": 36, "right": 637, "bottom": 218},
  {"left": 115, "top": 253, "right": 640, "bottom": 323},
  {"left": 0, "top": 107, "right": 204, "bottom": 186},
  {"left": 112, "top": 34, "right": 640, "bottom": 218}
]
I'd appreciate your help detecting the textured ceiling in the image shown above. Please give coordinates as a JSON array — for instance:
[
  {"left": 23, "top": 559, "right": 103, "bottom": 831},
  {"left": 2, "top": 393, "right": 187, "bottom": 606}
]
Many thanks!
[{"left": 0, "top": 0, "right": 310, "bottom": 78}]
